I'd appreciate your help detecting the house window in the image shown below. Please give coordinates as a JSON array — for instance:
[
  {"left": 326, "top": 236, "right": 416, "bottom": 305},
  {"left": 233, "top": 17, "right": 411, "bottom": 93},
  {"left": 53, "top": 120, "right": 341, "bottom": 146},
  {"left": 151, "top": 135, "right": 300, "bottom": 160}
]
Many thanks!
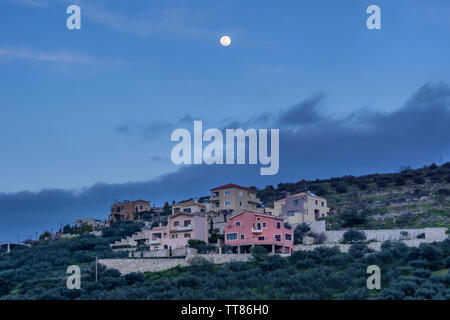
[
  {"left": 294, "top": 200, "right": 299, "bottom": 206},
  {"left": 224, "top": 201, "right": 231, "bottom": 206},
  {"left": 256, "top": 217, "right": 261, "bottom": 221},
  {"left": 174, "top": 221, "right": 179, "bottom": 227},
  {"left": 184, "top": 220, "right": 191, "bottom": 226},
  {"left": 239, "top": 191, "right": 243, "bottom": 196},
  {"left": 183, "top": 208, "right": 191, "bottom": 213},
  {"left": 287, "top": 211, "right": 295, "bottom": 216},
  {"left": 315, "top": 200, "right": 318, "bottom": 205},
  {"left": 226, "top": 233, "right": 238, "bottom": 241},
  {"left": 184, "top": 233, "right": 190, "bottom": 238},
  {"left": 275, "top": 235, "right": 281, "bottom": 242},
  {"left": 225, "top": 191, "right": 230, "bottom": 196},
  {"left": 276, "top": 222, "right": 281, "bottom": 229},
  {"left": 257, "top": 236, "right": 265, "bottom": 241},
  {"left": 321, "top": 202, "right": 324, "bottom": 207},
  {"left": 235, "top": 221, "right": 241, "bottom": 227},
  {"left": 262, "top": 222, "right": 267, "bottom": 228},
  {"left": 285, "top": 234, "right": 292, "bottom": 241},
  {"left": 240, "top": 234, "right": 245, "bottom": 240},
  {"left": 140, "top": 205, "right": 143, "bottom": 210},
  {"left": 239, "top": 201, "right": 243, "bottom": 206},
  {"left": 250, "top": 194, "right": 254, "bottom": 199}
]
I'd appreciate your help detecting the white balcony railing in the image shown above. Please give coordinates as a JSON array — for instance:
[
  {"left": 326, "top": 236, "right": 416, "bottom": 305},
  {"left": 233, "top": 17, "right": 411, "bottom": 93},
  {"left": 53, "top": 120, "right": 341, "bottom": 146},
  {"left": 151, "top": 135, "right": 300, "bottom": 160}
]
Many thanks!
[
  {"left": 149, "top": 239, "right": 161, "bottom": 244},
  {"left": 251, "top": 228, "right": 262, "bottom": 233},
  {"left": 176, "top": 225, "right": 193, "bottom": 231}
]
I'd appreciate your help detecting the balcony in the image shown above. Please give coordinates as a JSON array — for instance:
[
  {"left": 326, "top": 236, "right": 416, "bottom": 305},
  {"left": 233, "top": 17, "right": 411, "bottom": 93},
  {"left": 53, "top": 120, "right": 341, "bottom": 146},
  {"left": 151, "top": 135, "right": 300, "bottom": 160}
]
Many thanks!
[
  {"left": 175, "top": 225, "right": 193, "bottom": 231},
  {"left": 251, "top": 228, "right": 263, "bottom": 233},
  {"left": 149, "top": 238, "right": 161, "bottom": 245}
]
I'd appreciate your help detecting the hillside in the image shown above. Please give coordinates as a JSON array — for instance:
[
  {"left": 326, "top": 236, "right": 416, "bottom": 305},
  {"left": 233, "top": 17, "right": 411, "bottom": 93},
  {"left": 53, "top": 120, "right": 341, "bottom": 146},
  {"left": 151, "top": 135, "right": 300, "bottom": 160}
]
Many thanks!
[
  {"left": 1, "top": 232, "right": 449, "bottom": 300},
  {"left": 257, "top": 162, "right": 450, "bottom": 230}
]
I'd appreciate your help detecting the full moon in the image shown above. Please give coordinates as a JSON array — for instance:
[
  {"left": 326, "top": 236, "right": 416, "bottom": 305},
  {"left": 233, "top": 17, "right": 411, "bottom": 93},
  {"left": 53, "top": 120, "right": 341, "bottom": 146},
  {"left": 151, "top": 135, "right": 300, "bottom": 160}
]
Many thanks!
[{"left": 220, "top": 35, "right": 231, "bottom": 47}]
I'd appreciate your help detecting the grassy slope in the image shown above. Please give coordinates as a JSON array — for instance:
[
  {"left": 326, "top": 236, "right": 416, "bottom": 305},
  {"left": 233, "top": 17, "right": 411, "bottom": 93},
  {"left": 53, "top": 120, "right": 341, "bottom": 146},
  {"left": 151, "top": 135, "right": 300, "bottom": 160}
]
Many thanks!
[{"left": 257, "top": 163, "right": 450, "bottom": 230}]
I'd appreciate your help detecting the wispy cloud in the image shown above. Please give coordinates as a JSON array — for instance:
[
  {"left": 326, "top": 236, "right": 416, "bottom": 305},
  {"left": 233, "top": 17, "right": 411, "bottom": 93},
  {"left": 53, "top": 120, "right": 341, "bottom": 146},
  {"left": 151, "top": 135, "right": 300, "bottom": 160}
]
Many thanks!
[
  {"left": 81, "top": 2, "right": 219, "bottom": 39},
  {"left": 6, "top": 0, "right": 49, "bottom": 7},
  {"left": 0, "top": 47, "right": 93, "bottom": 64}
]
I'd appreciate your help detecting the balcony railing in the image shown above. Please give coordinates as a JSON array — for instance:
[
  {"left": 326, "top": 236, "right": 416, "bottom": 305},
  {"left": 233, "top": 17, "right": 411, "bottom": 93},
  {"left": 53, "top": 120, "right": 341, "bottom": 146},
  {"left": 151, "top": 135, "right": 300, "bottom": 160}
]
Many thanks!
[
  {"left": 251, "top": 228, "right": 262, "bottom": 233},
  {"left": 174, "top": 225, "right": 193, "bottom": 231},
  {"left": 149, "top": 239, "right": 161, "bottom": 244}
]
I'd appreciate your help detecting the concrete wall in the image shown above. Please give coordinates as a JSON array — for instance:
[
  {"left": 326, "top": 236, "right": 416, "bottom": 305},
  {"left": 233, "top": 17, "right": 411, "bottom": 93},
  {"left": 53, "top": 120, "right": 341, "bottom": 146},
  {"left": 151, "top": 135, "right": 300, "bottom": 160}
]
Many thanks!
[
  {"left": 99, "top": 253, "right": 252, "bottom": 275},
  {"left": 294, "top": 238, "right": 444, "bottom": 253},
  {"left": 292, "top": 220, "right": 447, "bottom": 244},
  {"left": 99, "top": 258, "right": 186, "bottom": 274},
  {"left": 323, "top": 227, "right": 447, "bottom": 243},
  {"left": 186, "top": 254, "right": 251, "bottom": 265},
  {"left": 130, "top": 247, "right": 198, "bottom": 258}
]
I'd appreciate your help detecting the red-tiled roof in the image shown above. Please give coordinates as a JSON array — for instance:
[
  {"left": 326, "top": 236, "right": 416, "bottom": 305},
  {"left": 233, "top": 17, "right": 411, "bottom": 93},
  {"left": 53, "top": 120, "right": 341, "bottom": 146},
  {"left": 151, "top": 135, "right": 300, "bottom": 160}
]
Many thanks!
[
  {"left": 229, "top": 210, "right": 284, "bottom": 220},
  {"left": 211, "top": 183, "right": 257, "bottom": 192}
]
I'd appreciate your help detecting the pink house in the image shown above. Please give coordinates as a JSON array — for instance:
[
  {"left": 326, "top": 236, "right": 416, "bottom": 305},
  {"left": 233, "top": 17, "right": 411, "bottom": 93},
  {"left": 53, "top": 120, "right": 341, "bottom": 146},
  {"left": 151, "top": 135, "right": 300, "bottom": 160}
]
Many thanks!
[
  {"left": 149, "top": 212, "right": 208, "bottom": 251},
  {"left": 224, "top": 211, "right": 294, "bottom": 254}
]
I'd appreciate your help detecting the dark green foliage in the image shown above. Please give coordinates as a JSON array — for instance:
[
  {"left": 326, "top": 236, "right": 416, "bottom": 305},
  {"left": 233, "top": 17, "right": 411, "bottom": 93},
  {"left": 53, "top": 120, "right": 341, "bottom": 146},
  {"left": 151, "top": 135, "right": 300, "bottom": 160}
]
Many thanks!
[
  {"left": 343, "top": 230, "right": 366, "bottom": 243},
  {"left": 187, "top": 239, "right": 215, "bottom": 253},
  {"left": 339, "top": 210, "right": 368, "bottom": 227},
  {"left": 101, "top": 221, "right": 142, "bottom": 239},
  {"left": 335, "top": 183, "right": 348, "bottom": 194},
  {"left": 357, "top": 183, "right": 369, "bottom": 191},
  {"left": 250, "top": 245, "right": 268, "bottom": 263},
  {"left": 294, "top": 223, "right": 311, "bottom": 245},
  {"left": 39, "top": 231, "right": 51, "bottom": 240},
  {"left": 395, "top": 177, "right": 406, "bottom": 186},
  {"left": 414, "top": 176, "right": 426, "bottom": 184},
  {"left": 187, "top": 239, "right": 206, "bottom": 248},
  {"left": 1, "top": 229, "right": 449, "bottom": 300}
]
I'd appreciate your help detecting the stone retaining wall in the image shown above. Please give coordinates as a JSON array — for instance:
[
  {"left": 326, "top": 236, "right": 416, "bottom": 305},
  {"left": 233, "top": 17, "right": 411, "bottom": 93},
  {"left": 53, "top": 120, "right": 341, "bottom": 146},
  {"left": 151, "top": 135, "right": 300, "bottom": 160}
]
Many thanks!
[
  {"left": 98, "top": 258, "right": 187, "bottom": 274},
  {"left": 99, "top": 253, "right": 253, "bottom": 275},
  {"left": 324, "top": 227, "right": 447, "bottom": 243},
  {"left": 294, "top": 239, "right": 442, "bottom": 253},
  {"left": 294, "top": 220, "right": 447, "bottom": 244}
]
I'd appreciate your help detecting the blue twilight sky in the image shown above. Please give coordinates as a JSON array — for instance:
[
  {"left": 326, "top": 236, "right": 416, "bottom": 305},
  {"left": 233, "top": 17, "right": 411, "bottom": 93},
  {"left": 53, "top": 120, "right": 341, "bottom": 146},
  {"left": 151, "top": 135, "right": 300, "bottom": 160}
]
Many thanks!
[{"left": 1, "top": 0, "right": 450, "bottom": 241}]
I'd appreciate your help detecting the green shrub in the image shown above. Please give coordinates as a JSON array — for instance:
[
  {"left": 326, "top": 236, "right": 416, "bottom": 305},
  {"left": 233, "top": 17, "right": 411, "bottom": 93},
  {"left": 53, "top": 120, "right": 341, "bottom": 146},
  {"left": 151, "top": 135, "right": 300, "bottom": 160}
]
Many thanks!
[{"left": 343, "top": 230, "right": 366, "bottom": 243}]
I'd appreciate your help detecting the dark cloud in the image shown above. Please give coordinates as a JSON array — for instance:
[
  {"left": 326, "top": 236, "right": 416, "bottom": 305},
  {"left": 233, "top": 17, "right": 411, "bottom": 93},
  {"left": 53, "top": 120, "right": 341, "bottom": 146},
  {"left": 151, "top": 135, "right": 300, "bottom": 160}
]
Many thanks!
[
  {"left": 115, "top": 125, "right": 130, "bottom": 134},
  {"left": 178, "top": 114, "right": 195, "bottom": 123},
  {"left": 2, "top": 82, "right": 450, "bottom": 241},
  {"left": 277, "top": 93, "right": 326, "bottom": 127},
  {"left": 115, "top": 121, "right": 170, "bottom": 140}
]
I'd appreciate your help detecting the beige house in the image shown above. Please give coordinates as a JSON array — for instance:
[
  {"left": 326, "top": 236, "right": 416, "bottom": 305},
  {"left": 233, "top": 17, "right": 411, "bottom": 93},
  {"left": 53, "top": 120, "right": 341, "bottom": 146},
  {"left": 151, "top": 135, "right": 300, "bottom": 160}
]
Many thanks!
[
  {"left": 210, "top": 183, "right": 260, "bottom": 216},
  {"left": 270, "top": 192, "right": 329, "bottom": 224},
  {"left": 109, "top": 199, "right": 151, "bottom": 222},
  {"left": 148, "top": 212, "right": 208, "bottom": 251},
  {"left": 266, "top": 198, "right": 286, "bottom": 217},
  {"left": 74, "top": 218, "right": 105, "bottom": 229},
  {"left": 172, "top": 199, "right": 208, "bottom": 214}
]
